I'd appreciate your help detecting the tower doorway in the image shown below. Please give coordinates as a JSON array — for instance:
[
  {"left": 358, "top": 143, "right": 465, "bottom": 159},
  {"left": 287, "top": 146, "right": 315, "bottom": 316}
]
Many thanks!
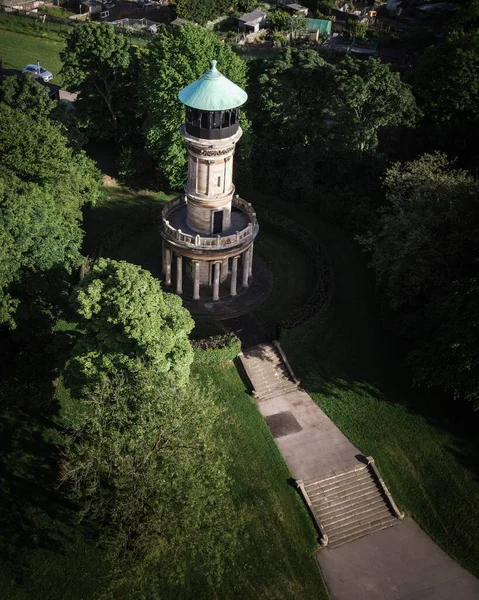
[{"left": 213, "top": 210, "right": 223, "bottom": 234}]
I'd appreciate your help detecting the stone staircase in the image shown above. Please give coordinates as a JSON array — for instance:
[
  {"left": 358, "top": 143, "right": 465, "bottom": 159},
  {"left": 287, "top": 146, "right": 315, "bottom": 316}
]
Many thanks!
[
  {"left": 299, "top": 462, "right": 400, "bottom": 549},
  {"left": 239, "top": 342, "right": 299, "bottom": 400}
]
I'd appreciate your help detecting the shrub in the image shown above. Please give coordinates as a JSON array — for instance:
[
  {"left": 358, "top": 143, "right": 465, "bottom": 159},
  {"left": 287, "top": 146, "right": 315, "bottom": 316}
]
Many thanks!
[{"left": 191, "top": 333, "right": 241, "bottom": 363}]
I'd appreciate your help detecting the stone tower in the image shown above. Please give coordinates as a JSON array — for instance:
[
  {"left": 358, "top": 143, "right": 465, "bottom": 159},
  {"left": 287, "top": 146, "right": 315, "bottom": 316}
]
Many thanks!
[{"left": 160, "top": 60, "right": 259, "bottom": 303}]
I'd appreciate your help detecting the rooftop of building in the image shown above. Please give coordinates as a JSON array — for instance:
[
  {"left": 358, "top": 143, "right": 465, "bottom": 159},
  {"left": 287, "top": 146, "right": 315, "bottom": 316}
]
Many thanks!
[
  {"left": 178, "top": 60, "right": 248, "bottom": 112},
  {"left": 238, "top": 9, "right": 267, "bottom": 23}
]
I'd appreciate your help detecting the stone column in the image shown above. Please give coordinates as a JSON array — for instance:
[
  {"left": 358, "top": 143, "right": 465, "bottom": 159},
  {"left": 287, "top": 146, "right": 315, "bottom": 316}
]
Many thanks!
[
  {"left": 248, "top": 243, "right": 254, "bottom": 277},
  {"left": 162, "top": 242, "right": 166, "bottom": 276},
  {"left": 165, "top": 246, "right": 172, "bottom": 286},
  {"left": 213, "top": 262, "right": 220, "bottom": 301},
  {"left": 193, "top": 261, "right": 200, "bottom": 300},
  {"left": 176, "top": 255, "right": 182, "bottom": 295},
  {"left": 242, "top": 249, "right": 250, "bottom": 288},
  {"left": 230, "top": 256, "right": 239, "bottom": 297}
]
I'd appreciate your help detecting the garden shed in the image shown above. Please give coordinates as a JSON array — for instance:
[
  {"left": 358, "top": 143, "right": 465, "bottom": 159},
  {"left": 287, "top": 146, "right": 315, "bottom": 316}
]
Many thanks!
[{"left": 237, "top": 10, "right": 267, "bottom": 32}]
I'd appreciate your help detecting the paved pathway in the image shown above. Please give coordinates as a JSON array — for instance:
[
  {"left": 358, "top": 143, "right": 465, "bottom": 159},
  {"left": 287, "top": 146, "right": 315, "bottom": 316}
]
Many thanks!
[{"left": 240, "top": 344, "right": 479, "bottom": 600}]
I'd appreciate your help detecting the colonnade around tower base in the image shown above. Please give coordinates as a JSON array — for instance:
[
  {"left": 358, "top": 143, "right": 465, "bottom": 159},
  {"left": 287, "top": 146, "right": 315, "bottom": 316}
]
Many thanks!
[{"left": 162, "top": 243, "right": 254, "bottom": 301}]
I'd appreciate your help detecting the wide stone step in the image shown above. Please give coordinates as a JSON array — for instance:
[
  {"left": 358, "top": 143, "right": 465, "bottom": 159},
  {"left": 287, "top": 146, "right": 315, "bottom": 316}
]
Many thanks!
[
  {"left": 258, "top": 385, "right": 298, "bottom": 401},
  {"left": 304, "top": 467, "right": 369, "bottom": 491},
  {"left": 305, "top": 470, "right": 371, "bottom": 496},
  {"left": 327, "top": 510, "right": 396, "bottom": 539},
  {"left": 321, "top": 496, "right": 388, "bottom": 524},
  {"left": 324, "top": 503, "right": 393, "bottom": 531},
  {"left": 328, "top": 517, "right": 398, "bottom": 549},
  {"left": 306, "top": 474, "right": 373, "bottom": 501},
  {"left": 313, "top": 485, "right": 380, "bottom": 511}
]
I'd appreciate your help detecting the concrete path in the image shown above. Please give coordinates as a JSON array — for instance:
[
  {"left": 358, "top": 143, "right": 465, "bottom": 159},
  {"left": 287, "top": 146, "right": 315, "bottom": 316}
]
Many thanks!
[
  {"left": 317, "top": 519, "right": 479, "bottom": 600},
  {"left": 257, "top": 389, "right": 361, "bottom": 480},
  {"left": 240, "top": 344, "right": 479, "bottom": 600}
]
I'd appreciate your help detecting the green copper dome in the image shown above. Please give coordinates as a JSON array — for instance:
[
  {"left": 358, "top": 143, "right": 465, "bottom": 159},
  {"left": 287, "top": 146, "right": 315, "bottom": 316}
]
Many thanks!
[{"left": 178, "top": 60, "right": 248, "bottom": 111}]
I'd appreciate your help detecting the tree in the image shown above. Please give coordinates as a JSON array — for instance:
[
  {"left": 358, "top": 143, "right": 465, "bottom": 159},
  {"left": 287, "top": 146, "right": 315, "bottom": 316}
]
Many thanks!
[
  {"left": 0, "top": 173, "right": 82, "bottom": 327},
  {"left": 60, "top": 23, "right": 131, "bottom": 140},
  {"left": 358, "top": 154, "right": 479, "bottom": 406},
  {"left": 411, "top": 31, "right": 479, "bottom": 159},
  {"left": 269, "top": 10, "right": 306, "bottom": 33},
  {"left": 139, "top": 24, "right": 249, "bottom": 189},
  {"left": 67, "top": 259, "right": 194, "bottom": 390},
  {"left": 0, "top": 104, "right": 102, "bottom": 217},
  {"left": 358, "top": 153, "right": 479, "bottom": 310},
  {"left": 328, "top": 56, "right": 418, "bottom": 154},
  {"left": 450, "top": 0, "right": 479, "bottom": 32},
  {"left": 0, "top": 105, "right": 102, "bottom": 327},
  {"left": 60, "top": 366, "right": 237, "bottom": 594},
  {"left": 0, "top": 74, "right": 54, "bottom": 120},
  {"left": 413, "top": 32, "right": 479, "bottom": 125},
  {"left": 250, "top": 50, "right": 408, "bottom": 227},
  {"left": 174, "top": 0, "right": 217, "bottom": 24},
  {"left": 409, "top": 277, "right": 479, "bottom": 408}
]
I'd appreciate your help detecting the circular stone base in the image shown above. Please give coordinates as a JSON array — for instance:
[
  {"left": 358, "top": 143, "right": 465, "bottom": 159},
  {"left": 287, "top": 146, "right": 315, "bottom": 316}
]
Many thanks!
[{"left": 180, "top": 257, "right": 273, "bottom": 320}]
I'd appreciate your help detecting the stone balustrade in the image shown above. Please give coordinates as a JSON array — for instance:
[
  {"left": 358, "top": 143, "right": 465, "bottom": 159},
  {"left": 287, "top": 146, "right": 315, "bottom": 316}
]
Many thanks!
[{"left": 161, "top": 195, "right": 258, "bottom": 249}]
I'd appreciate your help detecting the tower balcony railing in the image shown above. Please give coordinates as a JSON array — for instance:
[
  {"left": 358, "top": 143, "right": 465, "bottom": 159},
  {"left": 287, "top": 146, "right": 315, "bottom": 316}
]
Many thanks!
[{"left": 161, "top": 195, "right": 258, "bottom": 249}]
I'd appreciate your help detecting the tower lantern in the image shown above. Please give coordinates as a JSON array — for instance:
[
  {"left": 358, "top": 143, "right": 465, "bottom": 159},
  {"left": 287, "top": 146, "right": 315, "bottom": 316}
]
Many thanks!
[{"left": 160, "top": 60, "right": 259, "bottom": 305}]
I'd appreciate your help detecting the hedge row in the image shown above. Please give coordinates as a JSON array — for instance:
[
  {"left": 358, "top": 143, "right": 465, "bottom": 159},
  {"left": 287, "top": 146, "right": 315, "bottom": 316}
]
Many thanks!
[
  {"left": 191, "top": 334, "right": 241, "bottom": 364},
  {"left": 260, "top": 209, "right": 334, "bottom": 332}
]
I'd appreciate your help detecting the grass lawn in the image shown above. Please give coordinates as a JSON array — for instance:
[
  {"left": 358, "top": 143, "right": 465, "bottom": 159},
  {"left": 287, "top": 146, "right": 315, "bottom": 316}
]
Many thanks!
[
  {"left": 0, "top": 27, "right": 65, "bottom": 84},
  {"left": 254, "top": 228, "right": 315, "bottom": 335},
  {"left": 81, "top": 185, "right": 173, "bottom": 256},
  {"left": 272, "top": 201, "right": 479, "bottom": 578},
  {"left": 0, "top": 358, "right": 328, "bottom": 598},
  {"left": 193, "top": 363, "right": 328, "bottom": 599}
]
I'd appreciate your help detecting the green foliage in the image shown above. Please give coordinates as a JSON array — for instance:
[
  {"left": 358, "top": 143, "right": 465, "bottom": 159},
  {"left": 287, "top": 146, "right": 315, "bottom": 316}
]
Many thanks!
[
  {"left": 250, "top": 50, "right": 415, "bottom": 227},
  {"left": 450, "top": 0, "right": 479, "bottom": 32},
  {"left": 191, "top": 333, "right": 241, "bottom": 363},
  {"left": 357, "top": 153, "right": 479, "bottom": 405},
  {"left": 0, "top": 174, "right": 82, "bottom": 327},
  {"left": 409, "top": 277, "right": 479, "bottom": 407},
  {"left": 139, "top": 24, "right": 249, "bottom": 189},
  {"left": 237, "top": 0, "right": 258, "bottom": 12},
  {"left": 60, "top": 367, "right": 237, "bottom": 594},
  {"left": 0, "top": 104, "right": 102, "bottom": 215},
  {"left": 269, "top": 10, "right": 306, "bottom": 32},
  {"left": 174, "top": 0, "right": 216, "bottom": 24},
  {"left": 0, "top": 74, "right": 54, "bottom": 120},
  {"left": 0, "top": 104, "right": 101, "bottom": 327},
  {"left": 67, "top": 258, "right": 194, "bottom": 390},
  {"left": 329, "top": 56, "right": 418, "bottom": 154},
  {"left": 412, "top": 31, "right": 479, "bottom": 125},
  {"left": 60, "top": 23, "right": 131, "bottom": 139},
  {"left": 346, "top": 18, "right": 368, "bottom": 39},
  {"left": 358, "top": 153, "right": 479, "bottom": 309}
]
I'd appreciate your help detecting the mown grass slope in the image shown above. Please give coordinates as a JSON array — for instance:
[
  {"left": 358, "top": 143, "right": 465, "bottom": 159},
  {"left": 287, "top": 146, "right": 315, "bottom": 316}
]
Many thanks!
[{"left": 277, "top": 204, "right": 479, "bottom": 578}]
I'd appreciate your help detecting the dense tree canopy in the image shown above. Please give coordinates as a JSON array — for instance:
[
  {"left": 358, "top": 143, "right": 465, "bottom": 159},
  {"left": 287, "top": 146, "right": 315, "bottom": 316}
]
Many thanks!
[
  {"left": 67, "top": 259, "right": 194, "bottom": 389},
  {"left": 358, "top": 153, "right": 479, "bottom": 309},
  {"left": 0, "top": 74, "right": 54, "bottom": 120},
  {"left": 250, "top": 50, "right": 416, "bottom": 224},
  {"left": 413, "top": 32, "right": 479, "bottom": 125},
  {"left": 358, "top": 153, "right": 479, "bottom": 405},
  {"left": 328, "top": 56, "right": 417, "bottom": 154},
  {"left": 60, "top": 23, "right": 132, "bottom": 139},
  {"left": 61, "top": 367, "right": 237, "bottom": 594},
  {"left": 139, "top": 24, "right": 249, "bottom": 188},
  {"left": 0, "top": 105, "right": 101, "bottom": 327},
  {"left": 409, "top": 276, "right": 479, "bottom": 407}
]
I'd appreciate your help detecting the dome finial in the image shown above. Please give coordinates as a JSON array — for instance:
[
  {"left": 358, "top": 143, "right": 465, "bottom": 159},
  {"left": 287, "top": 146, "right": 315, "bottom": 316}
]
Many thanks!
[{"left": 210, "top": 59, "right": 217, "bottom": 70}]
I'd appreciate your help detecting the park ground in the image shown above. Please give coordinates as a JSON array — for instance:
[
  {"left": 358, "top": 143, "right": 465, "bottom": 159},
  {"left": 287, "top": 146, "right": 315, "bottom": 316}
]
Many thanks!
[{"left": 87, "top": 185, "right": 479, "bottom": 581}]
